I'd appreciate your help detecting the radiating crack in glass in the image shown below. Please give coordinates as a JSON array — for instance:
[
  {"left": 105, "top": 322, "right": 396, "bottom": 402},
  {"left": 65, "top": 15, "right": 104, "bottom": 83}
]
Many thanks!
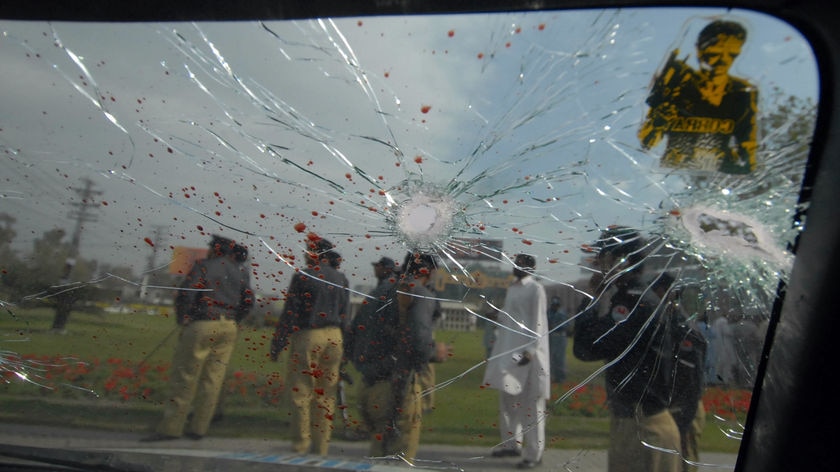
[
  {"left": 1, "top": 351, "right": 97, "bottom": 396},
  {"left": 0, "top": 7, "right": 818, "bottom": 470}
]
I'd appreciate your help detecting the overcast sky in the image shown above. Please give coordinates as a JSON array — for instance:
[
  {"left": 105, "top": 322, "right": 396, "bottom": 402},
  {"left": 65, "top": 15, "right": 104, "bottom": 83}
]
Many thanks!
[{"left": 0, "top": 7, "right": 817, "bottom": 294}]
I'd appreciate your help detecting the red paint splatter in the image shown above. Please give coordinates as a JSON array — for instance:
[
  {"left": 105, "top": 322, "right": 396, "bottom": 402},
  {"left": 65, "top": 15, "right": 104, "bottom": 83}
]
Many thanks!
[
  {"left": 294, "top": 222, "right": 307, "bottom": 233},
  {"left": 522, "top": 239, "right": 533, "bottom": 245},
  {"left": 538, "top": 23, "right": 546, "bottom": 31},
  {"left": 414, "top": 156, "right": 423, "bottom": 164},
  {"left": 477, "top": 52, "right": 484, "bottom": 59},
  {"left": 448, "top": 29, "right": 455, "bottom": 37},
  {"left": 420, "top": 105, "right": 431, "bottom": 114}
]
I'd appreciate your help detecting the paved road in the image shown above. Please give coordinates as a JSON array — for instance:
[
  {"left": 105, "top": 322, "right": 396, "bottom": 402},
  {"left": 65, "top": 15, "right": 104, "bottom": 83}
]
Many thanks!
[{"left": 0, "top": 423, "right": 737, "bottom": 471}]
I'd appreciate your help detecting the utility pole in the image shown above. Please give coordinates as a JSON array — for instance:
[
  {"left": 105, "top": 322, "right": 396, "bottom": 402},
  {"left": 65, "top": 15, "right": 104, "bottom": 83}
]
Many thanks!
[
  {"left": 139, "top": 225, "right": 167, "bottom": 301},
  {"left": 52, "top": 177, "right": 102, "bottom": 332},
  {"left": 62, "top": 177, "right": 103, "bottom": 279}
]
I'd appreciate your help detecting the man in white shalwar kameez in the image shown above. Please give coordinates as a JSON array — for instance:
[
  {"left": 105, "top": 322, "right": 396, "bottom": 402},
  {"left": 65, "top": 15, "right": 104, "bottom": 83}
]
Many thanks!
[{"left": 482, "top": 254, "right": 550, "bottom": 469}]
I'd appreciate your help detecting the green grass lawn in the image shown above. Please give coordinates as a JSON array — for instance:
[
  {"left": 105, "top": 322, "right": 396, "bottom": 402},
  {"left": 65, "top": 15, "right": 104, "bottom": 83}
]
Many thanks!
[{"left": 0, "top": 307, "right": 743, "bottom": 453}]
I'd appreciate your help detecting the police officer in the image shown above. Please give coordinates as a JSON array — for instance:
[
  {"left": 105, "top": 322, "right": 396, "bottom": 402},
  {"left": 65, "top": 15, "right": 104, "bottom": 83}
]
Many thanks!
[
  {"left": 351, "top": 252, "right": 439, "bottom": 460},
  {"left": 547, "top": 296, "right": 568, "bottom": 384},
  {"left": 271, "top": 236, "right": 350, "bottom": 456},
  {"left": 143, "top": 235, "right": 252, "bottom": 441},
  {"left": 573, "top": 227, "right": 681, "bottom": 472}
]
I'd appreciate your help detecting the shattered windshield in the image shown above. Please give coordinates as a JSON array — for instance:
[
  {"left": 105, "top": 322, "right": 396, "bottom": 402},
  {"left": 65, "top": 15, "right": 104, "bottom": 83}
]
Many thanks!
[{"left": 0, "top": 7, "right": 816, "bottom": 471}]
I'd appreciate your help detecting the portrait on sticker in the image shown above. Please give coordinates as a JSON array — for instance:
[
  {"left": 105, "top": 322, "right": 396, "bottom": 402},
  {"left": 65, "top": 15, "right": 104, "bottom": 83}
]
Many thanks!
[{"left": 638, "top": 17, "right": 759, "bottom": 174}]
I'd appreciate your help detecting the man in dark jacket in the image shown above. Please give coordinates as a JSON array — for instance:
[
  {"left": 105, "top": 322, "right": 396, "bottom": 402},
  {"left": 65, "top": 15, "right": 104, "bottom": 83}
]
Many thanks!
[
  {"left": 351, "top": 252, "right": 439, "bottom": 461},
  {"left": 573, "top": 227, "right": 680, "bottom": 472},
  {"left": 143, "top": 235, "right": 252, "bottom": 441},
  {"left": 271, "top": 236, "right": 349, "bottom": 456},
  {"left": 346, "top": 257, "right": 398, "bottom": 388},
  {"left": 652, "top": 273, "right": 708, "bottom": 472},
  {"left": 548, "top": 296, "right": 569, "bottom": 385}
]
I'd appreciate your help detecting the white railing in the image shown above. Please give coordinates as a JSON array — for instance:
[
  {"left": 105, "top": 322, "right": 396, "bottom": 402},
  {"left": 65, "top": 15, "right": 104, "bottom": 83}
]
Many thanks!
[
  {"left": 348, "top": 297, "right": 477, "bottom": 332},
  {"left": 436, "top": 301, "right": 478, "bottom": 332}
]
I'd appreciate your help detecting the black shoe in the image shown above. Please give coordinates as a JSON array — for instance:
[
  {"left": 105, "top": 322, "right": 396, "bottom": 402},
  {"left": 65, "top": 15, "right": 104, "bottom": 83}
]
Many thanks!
[
  {"left": 516, "top": 459, "right": 542, "bottom": 469},
  {"left": 185, "top": 433, "right": 204, "bottom": 440},
  {"left": 491, "top": 449, "right": 522, "bottom": 458},
  {"left": 140, "top": 433, "right": 179, "bottom": 442}
]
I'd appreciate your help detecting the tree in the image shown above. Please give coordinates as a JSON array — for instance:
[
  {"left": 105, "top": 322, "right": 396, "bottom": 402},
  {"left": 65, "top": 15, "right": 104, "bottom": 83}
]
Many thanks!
[
  {"left": 3, "top": 228, "right": 97, "bottom": 332},
  {"left": 0, "top": 213, "right": 19, "bottom": 302},
  {"left": 0, "top": 213, "right": 14, "bottom": 246},
  {"left": 760, "top": 87, "right": 817, "bottom": 156},
  {"left": 685, "top": 88, "right": 817, "bottom": 201}
]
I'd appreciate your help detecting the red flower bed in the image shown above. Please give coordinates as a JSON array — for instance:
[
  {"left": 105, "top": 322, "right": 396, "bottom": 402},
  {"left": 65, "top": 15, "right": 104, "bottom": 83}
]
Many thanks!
[
  {"left": 1, "top": 353, "right": 285, "bottom": 405},
  {"left": 702, "top": 386, "right": 752, "bottom": 420},
  {"left": 4, "top": 352, "right": 748, "bottom": 419},
  {"left": 551, "top": 382, "right": 752, "bottom": 419}
]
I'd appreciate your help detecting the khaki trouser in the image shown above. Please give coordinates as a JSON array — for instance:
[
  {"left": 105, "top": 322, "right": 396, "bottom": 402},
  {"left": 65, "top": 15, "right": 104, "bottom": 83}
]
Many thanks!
[
  {"left": 418, "top": 363, "right": 435, "bottom": 412},
  {"left": 609, "top": 409, "right": 681, "bottom": 472},
  {"left": 358, "top": 373, "right": 423, "bottom": 460},
  {"left": 156, "top": 319, "right": 238, "bottom": 437},
  {"left": 679, "top": 401, "right": 706, "bottom": 472},
  {"left": 288, "top": 326, "right": 343, "bottom": 455}
]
